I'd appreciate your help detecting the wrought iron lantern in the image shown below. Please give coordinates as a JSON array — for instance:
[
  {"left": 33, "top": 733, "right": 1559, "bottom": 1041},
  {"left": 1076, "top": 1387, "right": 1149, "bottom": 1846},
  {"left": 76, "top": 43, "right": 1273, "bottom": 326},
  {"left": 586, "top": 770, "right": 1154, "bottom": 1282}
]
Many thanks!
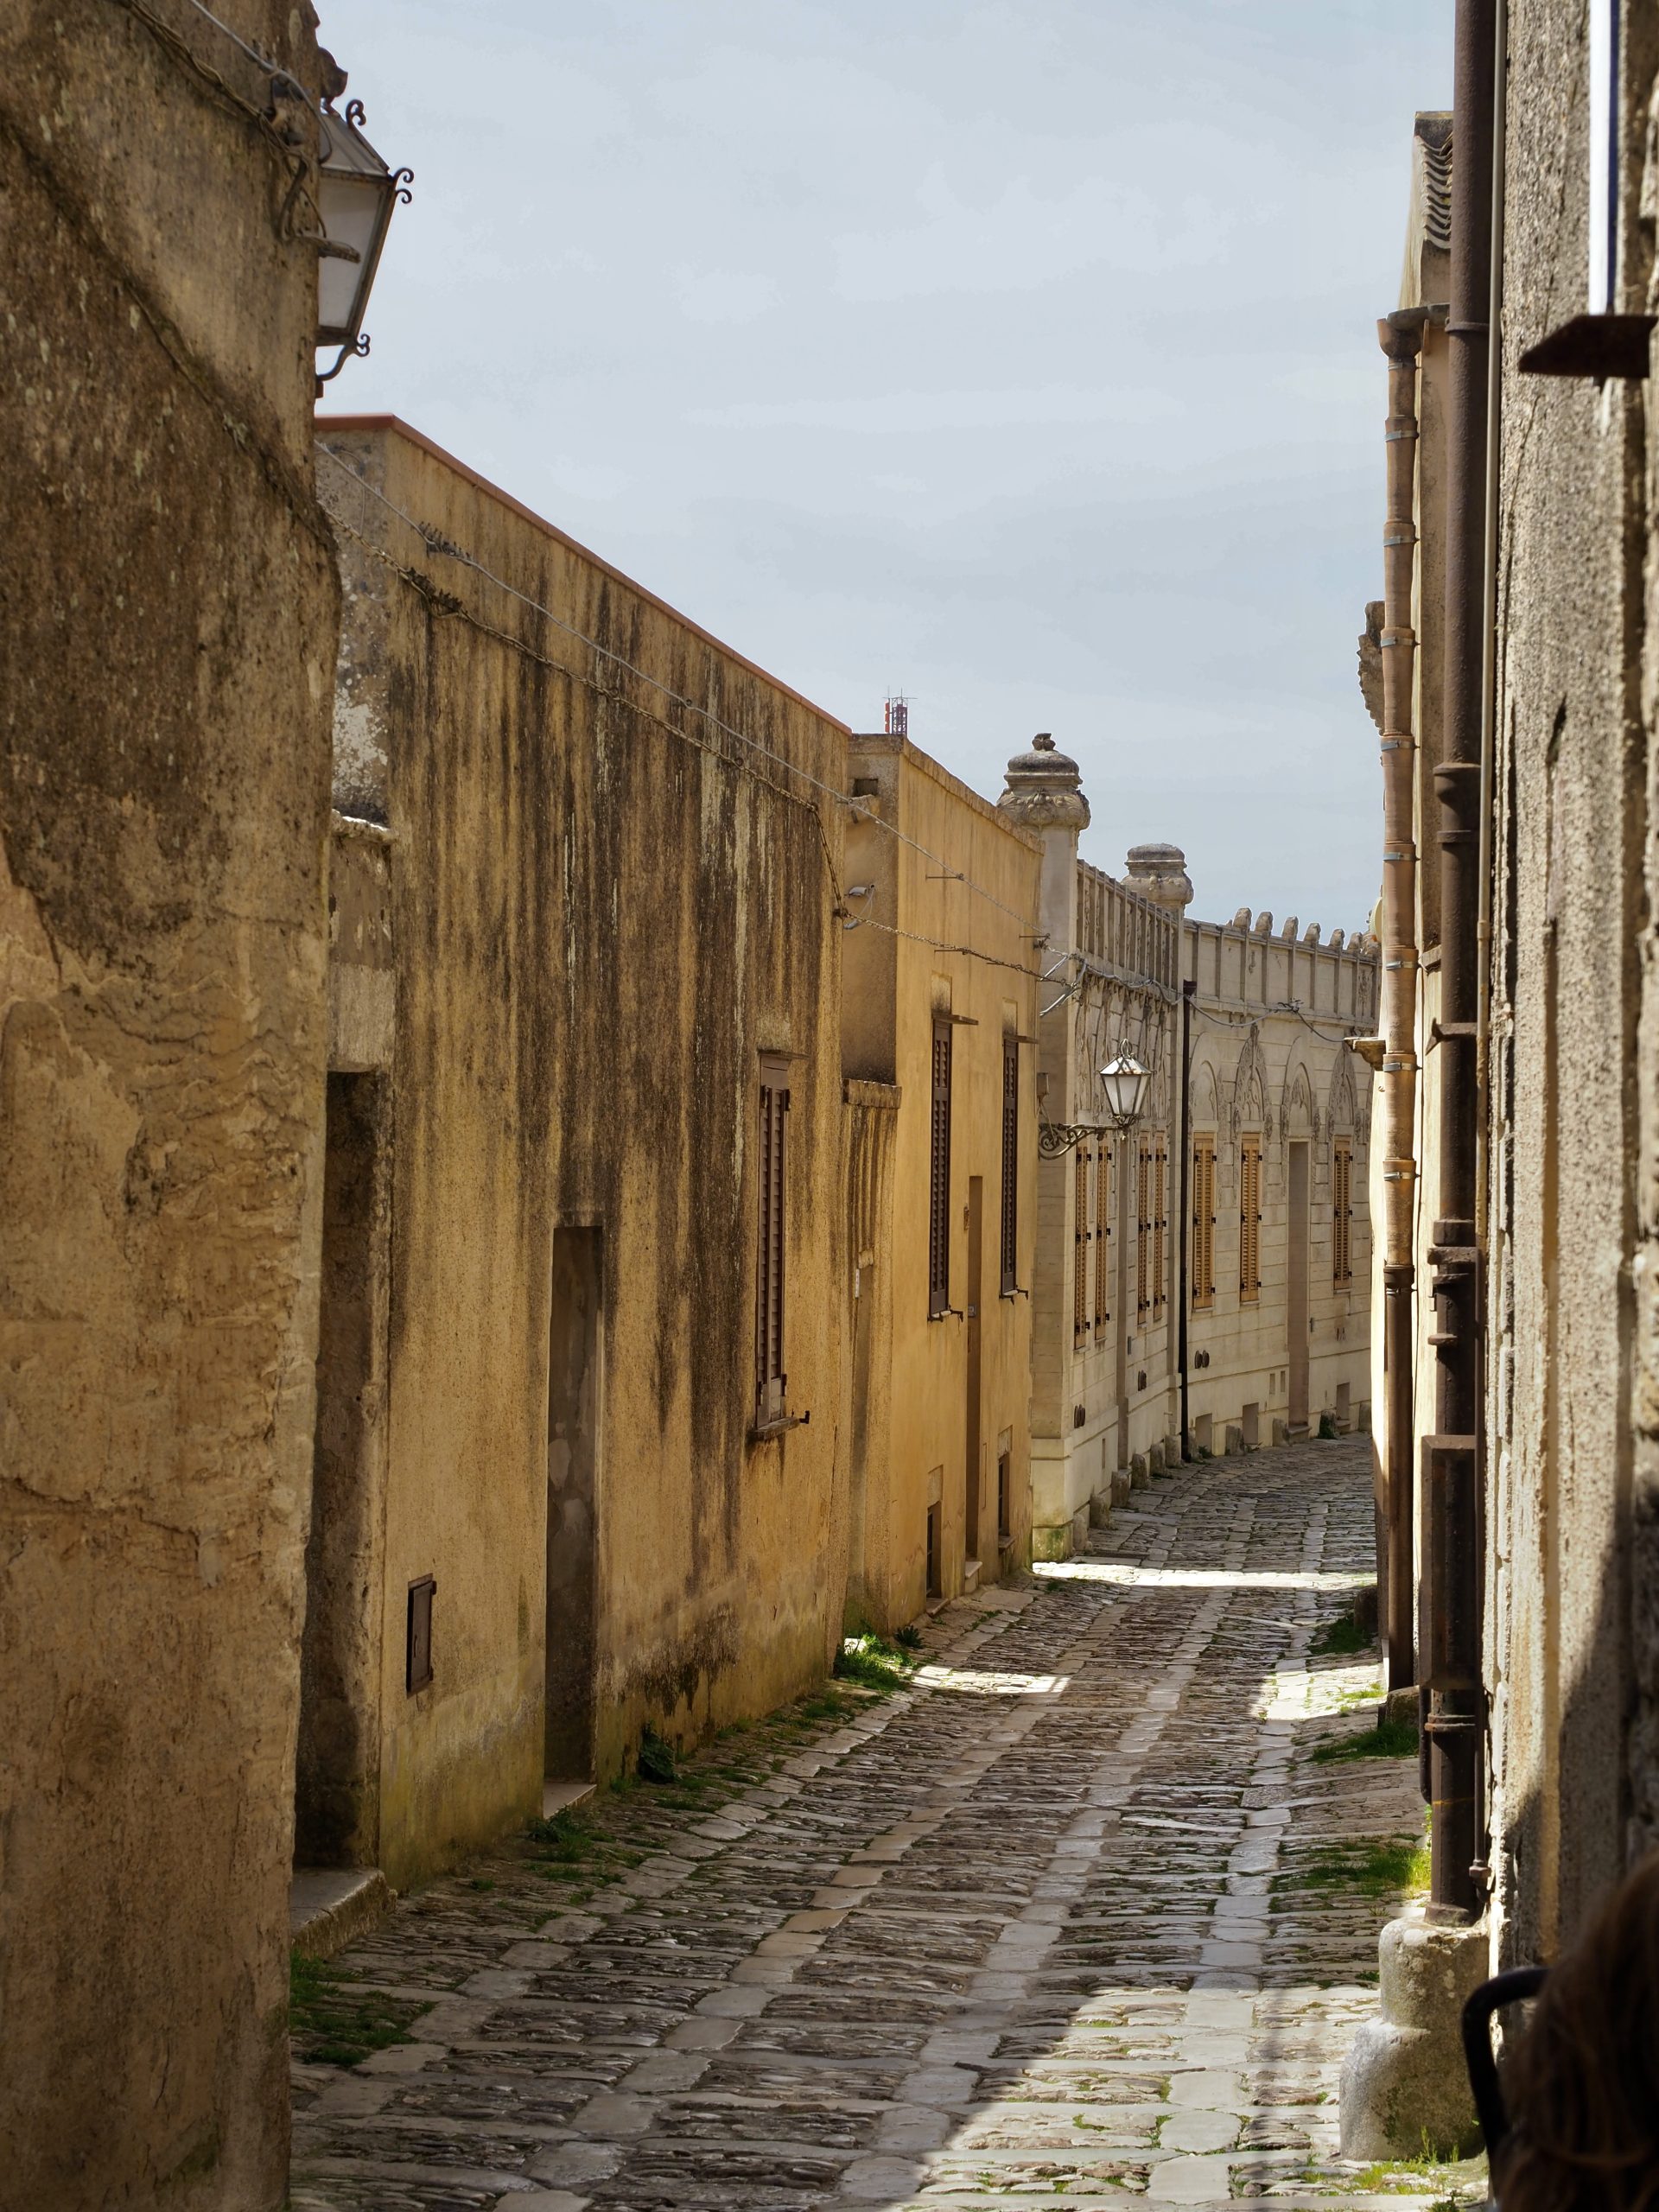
[
  {"left": 1038, "top": 1052, "right": 1152, "bottom": 1158},
  {"left": 315, "top": 95, "right": 410, "bottom": 384},
  {"left": 1097, "top": 1052, "right": 1151, "bottom": 1133}
]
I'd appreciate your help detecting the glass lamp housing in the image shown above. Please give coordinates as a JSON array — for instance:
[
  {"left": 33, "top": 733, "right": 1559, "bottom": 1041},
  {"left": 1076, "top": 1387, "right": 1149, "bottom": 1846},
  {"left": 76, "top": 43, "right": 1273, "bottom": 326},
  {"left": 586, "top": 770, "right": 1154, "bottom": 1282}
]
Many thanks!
[
  {"left": 315, "top": 104, "right": 399, "bottom": 348},
  {"left": 1098, "top": 1054, "right": 1150, "bottom": 1130}
]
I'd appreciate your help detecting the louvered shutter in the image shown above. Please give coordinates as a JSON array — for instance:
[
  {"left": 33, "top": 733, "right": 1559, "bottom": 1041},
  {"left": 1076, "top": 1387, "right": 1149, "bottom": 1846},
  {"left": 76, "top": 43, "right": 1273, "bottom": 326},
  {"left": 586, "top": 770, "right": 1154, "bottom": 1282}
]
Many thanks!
[
  {"left": 1093, "top": 1139, "right": 1111, "bottom": 1338},
  {"left": 1072, "top": 1141, "right": 1090, "bottom": 1345},
  {"left": 1000, "top": 1039, "right": 1019, "bottom": 1295},
  {"left": 929, "top": 1020, "right": 952, "bottom": 1317},
  {"left": 1240, "top": 1135, "right": 1261, "bottom": 1303},
  {"left": 755, "top": 1059, "right": 790, "bottom": 1425}
]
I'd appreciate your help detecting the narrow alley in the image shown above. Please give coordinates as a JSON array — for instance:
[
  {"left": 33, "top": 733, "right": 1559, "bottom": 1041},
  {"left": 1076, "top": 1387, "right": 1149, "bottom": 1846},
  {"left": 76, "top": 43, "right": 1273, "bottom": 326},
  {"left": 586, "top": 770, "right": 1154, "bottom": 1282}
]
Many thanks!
[{"left": 289, "top": 1440, "right": 1455, "bottom": 2212}]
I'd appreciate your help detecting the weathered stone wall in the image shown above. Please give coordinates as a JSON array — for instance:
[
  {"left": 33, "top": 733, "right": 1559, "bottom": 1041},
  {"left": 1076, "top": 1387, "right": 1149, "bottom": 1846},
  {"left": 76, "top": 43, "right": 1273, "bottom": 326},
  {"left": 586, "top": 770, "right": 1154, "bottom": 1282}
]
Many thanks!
[
  {"left": 840, "top": 734, "right": 1039, "bottom": 1630},
  {"left": 1185, "top": 920, "right": 1376, "bottom": 1459},
  {"left": 0, "top": 4, "right": 340, "bottom": 2203},
  {"left": 316, "top": 419, "right": 849, "bottom": 1886},
  {"left": 1484, "top": 0, "right": 1659, "bottom": 1963},
  {"left": 1008, "top": 743, "right": 1379, "bottom": 1559}
]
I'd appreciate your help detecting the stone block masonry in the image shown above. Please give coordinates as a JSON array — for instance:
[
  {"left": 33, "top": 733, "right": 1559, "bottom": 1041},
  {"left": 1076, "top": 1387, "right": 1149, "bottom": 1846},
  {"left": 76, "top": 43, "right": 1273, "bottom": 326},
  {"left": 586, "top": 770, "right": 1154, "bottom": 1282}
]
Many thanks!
[{"left": 289, "top": 1440, "right": 1462, "bottom": 2212}]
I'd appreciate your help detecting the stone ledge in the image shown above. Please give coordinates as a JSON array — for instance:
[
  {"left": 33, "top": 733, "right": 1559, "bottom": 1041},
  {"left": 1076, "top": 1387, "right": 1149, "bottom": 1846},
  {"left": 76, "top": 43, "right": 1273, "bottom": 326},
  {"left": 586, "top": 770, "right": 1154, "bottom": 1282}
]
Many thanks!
[{"left": 290, "top": 1867, "right": 392, "bottom": 1961}]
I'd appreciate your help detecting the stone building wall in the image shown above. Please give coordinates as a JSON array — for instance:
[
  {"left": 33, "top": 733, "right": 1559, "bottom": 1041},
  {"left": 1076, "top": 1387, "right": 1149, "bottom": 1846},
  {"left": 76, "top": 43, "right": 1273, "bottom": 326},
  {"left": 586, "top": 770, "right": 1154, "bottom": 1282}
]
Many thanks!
[
  {"left": 315, "top": 417, "right": 849, "bottom": 1889},
  {"left": 1482, "top": 0, "right": 1659, "bottom": 1965},
  {"left": 0, "top": 5, "right": 340, "bottom": 2204},
  {"left": 1185, "top": 915, "right": 1376, "bottom": 1460},
  {"left": 840, "top": 732, "right": 1039, "bottom": 1630},
  {"left": 1003, "top": 742, "right": 1377, "bottom": 1557}
]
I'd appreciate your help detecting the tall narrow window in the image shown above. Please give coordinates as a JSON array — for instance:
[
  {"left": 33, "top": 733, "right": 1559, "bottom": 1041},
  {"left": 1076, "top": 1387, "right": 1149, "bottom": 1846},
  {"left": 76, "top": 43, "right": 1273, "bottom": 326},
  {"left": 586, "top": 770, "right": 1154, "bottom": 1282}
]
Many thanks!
[
  {"left": 1192, "top": 1135, "right": 1216, "bottom": 1310},
  {"left": 1135, "top": 1140, "right": 1150, "bottom": 1322},
  {"left": 1333, "top": 1138, "right": 1353, "bottom": 1287},
  {"left": 1152, "top": 1138, "right": 1167, "bottom": 1319},
  {"left": 755, "top": 1057, "right": 789, "bottom": 1426},
  {"left": 1240, "top": 1134, "right": 1262, "bottom": 1305},
  {"left": 1072, "top": 1142, "right": 1090, "bottom": 1346},
  {"left": 999, "top": 1038, "right": 1019, "bottom": 1296},
  {"left": 929, "top": 1018, "right": 952, "bottom": 1318},
  {"left": 1092, "top": 1139, "right": 1111, "bottom": 1338}
]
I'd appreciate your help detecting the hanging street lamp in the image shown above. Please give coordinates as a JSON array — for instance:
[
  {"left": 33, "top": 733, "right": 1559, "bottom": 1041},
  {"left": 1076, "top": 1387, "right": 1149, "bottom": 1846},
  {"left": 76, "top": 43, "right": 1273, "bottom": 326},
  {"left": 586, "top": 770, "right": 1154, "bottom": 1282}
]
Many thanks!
[{"left": 314, "top": 88, "right": 411, "bottom": 386}]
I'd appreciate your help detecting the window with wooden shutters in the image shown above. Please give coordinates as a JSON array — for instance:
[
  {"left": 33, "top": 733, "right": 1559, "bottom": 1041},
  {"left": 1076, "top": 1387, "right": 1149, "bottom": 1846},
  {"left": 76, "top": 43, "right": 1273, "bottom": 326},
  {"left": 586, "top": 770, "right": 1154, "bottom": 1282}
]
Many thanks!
[
  {"left": 929, "top": 1018, "right": 952, "bottom": 1318},
  {"left": 1333, "top": 1138, "right": 1353, "bottom": 1287},
  {"left": 755, "top": 1057, "right": 789, "bottom": 1426},
  {"left": 999, "top": 1038, "right": 1019, "bottom": 1296},
  {"left": 1240, "top": 1134, "right": 1262, "bottom": 1304},
  {"left": 1092, "top": 1139, "right": 1111, "bottom": 1338},
  {"left": 1152, "top": 1138, "right": 1167, "bottom": 1319},
  {"left": 1135, "top": 1140, "right": 1150, "bottom": 1322},
  {"left": 1072, "top": 1143, "right": 1090, "bottom": 1346},
  {"left": 1192, "top": 1136, "right": 1216, "bottom": 1310}
]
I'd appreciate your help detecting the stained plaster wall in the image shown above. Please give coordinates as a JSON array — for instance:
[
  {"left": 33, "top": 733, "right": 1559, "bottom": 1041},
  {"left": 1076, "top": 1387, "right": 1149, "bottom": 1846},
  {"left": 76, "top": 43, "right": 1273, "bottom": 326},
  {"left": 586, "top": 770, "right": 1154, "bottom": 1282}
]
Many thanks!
[
  {"left": 0, "top": 4, "right": 339, "bottom": 2203},
  {"left": 840, "top": 734, "right": 1039, "bottom": 1630},
  {"left": 317, "top": 419, "right": 849, "bottom": 1887},
  {"left": 1481, "top": 0, "right": 1659, "bottom": 1966}
]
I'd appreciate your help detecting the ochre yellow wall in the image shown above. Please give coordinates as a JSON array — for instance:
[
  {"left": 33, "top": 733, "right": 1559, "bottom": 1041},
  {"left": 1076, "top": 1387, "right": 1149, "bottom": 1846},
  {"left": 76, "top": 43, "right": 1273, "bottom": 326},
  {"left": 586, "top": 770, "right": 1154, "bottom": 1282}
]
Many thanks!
[
  {"left": 320, "top": 420, "right": 849, "bottom": 1889},
  {"left": 842, "top": 734, "right": 1039, "bottom": 1630}
]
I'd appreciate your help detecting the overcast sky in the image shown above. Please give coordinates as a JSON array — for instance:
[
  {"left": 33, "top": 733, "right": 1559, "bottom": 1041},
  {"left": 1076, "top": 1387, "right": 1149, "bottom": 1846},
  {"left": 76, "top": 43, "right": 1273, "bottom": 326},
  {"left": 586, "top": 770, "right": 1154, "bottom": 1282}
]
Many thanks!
[{"left": 321, "top": 0, "right": 1450, "bottom": 932}]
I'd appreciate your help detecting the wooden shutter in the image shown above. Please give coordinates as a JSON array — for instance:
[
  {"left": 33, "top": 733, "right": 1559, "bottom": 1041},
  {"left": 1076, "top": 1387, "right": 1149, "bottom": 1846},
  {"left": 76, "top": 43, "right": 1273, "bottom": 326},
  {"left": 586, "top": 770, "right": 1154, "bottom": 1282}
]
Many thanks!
[
  {"left": 1333, "top": 1138, "right": 1352, "bottom": 1287},
  {"left": 1000, "top": 1039, "right": 1019, "bottom": 1296},
  {"left": 755, "top": 1058, "right": 789, "bottom": 1425},
  {"left": 1192, "top": 1136, "right": 1215, "bottom": 1309},
  {"left": 1093, "top": 1139, "right": 1111, "bottom": 1338},
  {"left": 1136, "top": 1140, "right": 1150, "bottom": 1320},
  {"left": 929, "top": 1019, "right": 952, "bottom": 1317},
  {"left": 1240, "top": 1134, "right": 1261, "bottom": 1304},
  {"left": 1153, "top": 1139, "right": 1167, "bottom": 1318},
  {"left": 1072, "top": 1142, "right": 1090, "bottom": 1345}
]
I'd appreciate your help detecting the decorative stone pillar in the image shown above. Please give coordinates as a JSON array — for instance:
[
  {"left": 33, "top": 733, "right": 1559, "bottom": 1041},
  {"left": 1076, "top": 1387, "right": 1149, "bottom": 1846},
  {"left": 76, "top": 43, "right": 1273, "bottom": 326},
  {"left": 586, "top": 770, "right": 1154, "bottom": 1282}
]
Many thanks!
[
  {"left": 1123, "top": 841, "right": 1193, "bottom": 917},
  {"left": 1001, "top": 735, "right": 1092, "bottom": 1556}
]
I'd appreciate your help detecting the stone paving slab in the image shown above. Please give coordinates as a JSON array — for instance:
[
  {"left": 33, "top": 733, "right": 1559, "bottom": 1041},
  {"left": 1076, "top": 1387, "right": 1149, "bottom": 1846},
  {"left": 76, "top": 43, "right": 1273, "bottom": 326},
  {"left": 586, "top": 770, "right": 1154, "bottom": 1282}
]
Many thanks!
[{"left": 291, "top": 1440, "right": 1484, "bottom": 2211}]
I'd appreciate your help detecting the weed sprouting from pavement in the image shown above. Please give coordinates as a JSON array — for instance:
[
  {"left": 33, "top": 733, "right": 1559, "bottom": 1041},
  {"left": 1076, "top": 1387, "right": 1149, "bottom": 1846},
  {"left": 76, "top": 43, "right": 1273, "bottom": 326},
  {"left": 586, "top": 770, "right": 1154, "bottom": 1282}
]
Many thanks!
[
  {"left": 289, "top": 1953, "right": 430, "bottom": 2069},
  {"left": 835, "top": 1632, "right": 919, "bottom": 1693},
  {"left": 1312, "top": 1710, "right": 1417, "bottom": 1763}
]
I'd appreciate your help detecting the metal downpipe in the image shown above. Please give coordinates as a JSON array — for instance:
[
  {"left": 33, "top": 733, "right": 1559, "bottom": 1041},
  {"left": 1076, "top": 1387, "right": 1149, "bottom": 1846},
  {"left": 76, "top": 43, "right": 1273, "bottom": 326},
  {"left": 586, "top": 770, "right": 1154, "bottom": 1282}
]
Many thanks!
[{"left": 1426, "top": 0, "right": 1497, "bottom": 1927}]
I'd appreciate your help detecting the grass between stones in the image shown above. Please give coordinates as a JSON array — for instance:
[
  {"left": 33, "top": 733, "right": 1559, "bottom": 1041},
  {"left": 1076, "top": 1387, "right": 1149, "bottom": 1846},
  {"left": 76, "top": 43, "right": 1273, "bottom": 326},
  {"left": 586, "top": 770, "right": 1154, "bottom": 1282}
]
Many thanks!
[
  {"left": 1310, "top": 1612, "right": 1376, "bottom": 1659},
  {"left": 289, "top": 1954, "right": 432, "bottom": 2067},
  {"left": 1275, "top": 1833, "right": 1430, "bottom": 1904},
  {"left": 1312, "top": 1711, "right": 1418, "bottom": 1764},
  {"left": 515, "top": 1636, "right": 922, "bottom": 1900}
]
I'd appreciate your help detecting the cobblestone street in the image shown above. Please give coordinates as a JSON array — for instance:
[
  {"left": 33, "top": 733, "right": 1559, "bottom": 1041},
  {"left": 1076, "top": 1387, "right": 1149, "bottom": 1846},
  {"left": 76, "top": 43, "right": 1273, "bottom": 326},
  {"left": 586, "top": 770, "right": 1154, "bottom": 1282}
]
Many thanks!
[{"left": 291, "top": 1440, "right": 1464, "bottom": 2212}]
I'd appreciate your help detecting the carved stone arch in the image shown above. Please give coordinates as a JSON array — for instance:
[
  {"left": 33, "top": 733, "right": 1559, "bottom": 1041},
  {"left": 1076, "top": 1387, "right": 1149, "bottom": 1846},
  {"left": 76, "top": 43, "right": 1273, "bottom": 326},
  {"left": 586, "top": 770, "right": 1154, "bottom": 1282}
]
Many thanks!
[
  {"left": 1281, "top": 1059, "right": 1314, "bottom": 1139},
  {"left": 1230, "top": 1024, "right": 1268, "bottom": 1142},
  {"left": 1190, "top": 1057, "right": 1220, "bottom": 1131},
  {"left": 1326, "top": 1047, "right": 1358, "bottom": 1137}
]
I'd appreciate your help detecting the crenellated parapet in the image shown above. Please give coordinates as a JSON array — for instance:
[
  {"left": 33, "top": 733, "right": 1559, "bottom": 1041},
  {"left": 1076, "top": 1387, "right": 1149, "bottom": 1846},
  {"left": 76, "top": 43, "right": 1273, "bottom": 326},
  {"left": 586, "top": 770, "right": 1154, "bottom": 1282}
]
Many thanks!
[{"left": 1185, "top": 905, "right": 1379, "bottom": 1029}]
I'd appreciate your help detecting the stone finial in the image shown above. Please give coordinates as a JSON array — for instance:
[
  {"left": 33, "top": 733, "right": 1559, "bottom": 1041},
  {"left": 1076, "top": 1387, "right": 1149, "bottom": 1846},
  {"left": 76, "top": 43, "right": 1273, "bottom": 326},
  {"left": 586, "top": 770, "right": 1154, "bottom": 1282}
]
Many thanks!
[
  {"left": 1303, "top": 923, "right": 1321, "bottom": 944},
  {"left": 1328, "top": 927, "right": 1346, "bottom": 949},
  {"left": 1230, "top": 906, "right": 1252, "bottom": 930},
  {"left": 1281, "top": 916, "right": 1300, "bottom": 941},
  {"left": 999, "top": 731, "right": 1090, "bottom": 830},
  {"left": 1253, "top": 911, "right": 1273, "bottom": 936},
  {"left": 1123, "top": 842, "right": 1193, "bottom": 914}
]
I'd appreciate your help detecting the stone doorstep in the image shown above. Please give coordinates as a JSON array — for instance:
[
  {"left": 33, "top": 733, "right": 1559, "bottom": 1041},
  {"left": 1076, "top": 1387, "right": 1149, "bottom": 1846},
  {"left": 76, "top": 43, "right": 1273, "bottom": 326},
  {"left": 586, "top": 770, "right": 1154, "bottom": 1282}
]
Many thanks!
[
  {"left": 542, "top": 1778, "right": 597, "bottom": 1821},
  {"left": 290, "top": 1866, "right": 392, "bottom": 1961}
]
